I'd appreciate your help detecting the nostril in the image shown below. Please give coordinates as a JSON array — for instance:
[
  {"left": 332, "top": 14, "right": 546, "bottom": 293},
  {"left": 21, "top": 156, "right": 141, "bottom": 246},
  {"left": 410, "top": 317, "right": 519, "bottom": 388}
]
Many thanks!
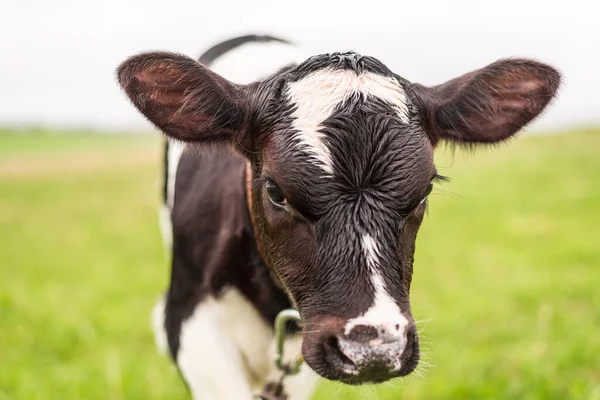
[
  {"left": 325, "top": 336, "right": 338, "bottom": 352},
  {"left": 346, "top": 324, "right": 379, "bottom": 343},
  {"left": 404, "top": 323, "right": 417, "bottom": 351},
  {"left": 324, "top": 335, "right": 355, "bottom": 369}
]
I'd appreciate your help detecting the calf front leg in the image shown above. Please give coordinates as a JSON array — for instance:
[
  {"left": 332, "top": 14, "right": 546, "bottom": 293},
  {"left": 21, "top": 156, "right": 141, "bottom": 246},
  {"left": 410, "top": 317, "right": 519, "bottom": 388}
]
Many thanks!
[
  {"left": 157, "top": 287, "right": 278, "bottom": 399},
  {"left": 156, "top": 295, "right": 319, "bottom": 400},
  {"left": 156, "top": 237, "right": 264, "bottom": 399},
  {"left": 175, "top": 296, "right": 255, "bottom": 399}
]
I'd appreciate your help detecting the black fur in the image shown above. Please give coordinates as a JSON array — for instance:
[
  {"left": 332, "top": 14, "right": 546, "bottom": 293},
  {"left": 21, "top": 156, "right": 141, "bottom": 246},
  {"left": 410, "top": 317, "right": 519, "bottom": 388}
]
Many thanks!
[
  {"left": 287, "top": 52, "right": 396, "bottom": 82},
  {"left": 199, "top": 34, "right": 290, "bottom": 66}
]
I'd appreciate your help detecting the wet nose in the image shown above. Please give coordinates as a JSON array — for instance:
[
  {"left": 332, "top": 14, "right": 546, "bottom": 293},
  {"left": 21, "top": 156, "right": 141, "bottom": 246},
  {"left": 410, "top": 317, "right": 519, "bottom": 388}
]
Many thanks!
[
  {"left": 336, "top": 323, "right": 409, "bottom": 374},
  {"left": 305, "top": 320, "right": 419, "bottom": 384},
  {"left": 302, "top": 315, "right": 420, "bottom": 384}
]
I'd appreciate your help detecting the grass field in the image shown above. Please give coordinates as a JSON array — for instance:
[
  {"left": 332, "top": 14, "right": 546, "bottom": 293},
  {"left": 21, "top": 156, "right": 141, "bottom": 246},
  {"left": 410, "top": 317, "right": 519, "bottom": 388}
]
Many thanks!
[{"left": 1, "top": 127, "right": 599, "bottom": 400}]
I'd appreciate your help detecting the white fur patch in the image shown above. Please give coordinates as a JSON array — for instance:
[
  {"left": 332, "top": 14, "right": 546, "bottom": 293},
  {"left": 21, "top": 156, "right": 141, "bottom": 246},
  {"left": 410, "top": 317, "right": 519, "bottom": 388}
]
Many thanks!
[
  {"left": 209, "top": 41, "right": 308, "bottom": 84},
  {"left": 151, "top": 296, "right": 169, "bottom": 354},
  {"left": 158, "top": 204, "right": 173, "bottom": 249},
  {"left": 159, "top": 139, "right": 183, "bottom": 251},
  {"left": 286, "top": 68, "right": 409, "bottom": 174},
  {"left": 177, "top": 289, "right": 280, "bottom": 398},
  {"left": 345, "top": 234, "right": 409, "bottom": 340},
  {"left": 166, "top": 139, "right": 184, "bottom": 210}
]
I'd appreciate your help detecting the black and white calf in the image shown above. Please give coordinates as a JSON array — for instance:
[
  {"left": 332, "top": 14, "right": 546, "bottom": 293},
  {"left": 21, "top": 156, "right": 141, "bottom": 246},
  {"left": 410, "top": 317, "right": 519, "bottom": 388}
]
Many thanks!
[{"left": 117, "top": 35, "right": 560, "bottom": 399}]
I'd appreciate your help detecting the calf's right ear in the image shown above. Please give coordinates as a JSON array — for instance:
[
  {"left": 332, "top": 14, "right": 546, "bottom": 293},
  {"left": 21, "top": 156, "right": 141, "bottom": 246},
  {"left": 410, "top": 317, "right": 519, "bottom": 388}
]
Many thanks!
[
  {"left": 408, "top": 59, "right": 561, "bottom": 146},
  {"left": 117, "top": 52, "right": 248, "bottom": 143}
]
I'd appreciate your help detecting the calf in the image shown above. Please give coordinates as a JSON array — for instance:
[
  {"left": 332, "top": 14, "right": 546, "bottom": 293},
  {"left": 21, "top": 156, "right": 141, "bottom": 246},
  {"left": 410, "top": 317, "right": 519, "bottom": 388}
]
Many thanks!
[{"left": 117, "top": 35, "right": 560, "bottom": 399}]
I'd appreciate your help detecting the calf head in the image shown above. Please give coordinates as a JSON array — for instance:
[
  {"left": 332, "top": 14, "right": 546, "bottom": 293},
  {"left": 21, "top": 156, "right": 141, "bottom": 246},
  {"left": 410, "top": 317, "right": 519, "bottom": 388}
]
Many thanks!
[{"left": 118, "top": 52, "right": 560, "bottom": 384}]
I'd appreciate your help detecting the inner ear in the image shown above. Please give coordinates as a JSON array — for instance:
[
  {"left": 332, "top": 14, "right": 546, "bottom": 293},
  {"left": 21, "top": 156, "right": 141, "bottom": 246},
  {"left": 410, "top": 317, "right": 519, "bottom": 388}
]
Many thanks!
[
  {"left": 410, "top": 59, "right": 561, "bottom": 145},
  {"left": 117, "top": 52, "right": 248, "bottom": 143}
]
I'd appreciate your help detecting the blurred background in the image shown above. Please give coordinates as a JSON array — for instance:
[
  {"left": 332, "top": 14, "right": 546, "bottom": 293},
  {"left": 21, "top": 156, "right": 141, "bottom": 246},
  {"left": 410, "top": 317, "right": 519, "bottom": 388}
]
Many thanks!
[{"left": 1, "top": 0, "right": 598, "bottom": 399}]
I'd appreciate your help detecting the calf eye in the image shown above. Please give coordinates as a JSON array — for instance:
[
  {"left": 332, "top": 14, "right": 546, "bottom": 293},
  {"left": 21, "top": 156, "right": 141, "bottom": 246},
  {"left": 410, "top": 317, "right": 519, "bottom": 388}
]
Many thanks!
[
  {"left": 417, "top": 182, "right": 434, "bottom": 208},
  {"left": 425, "top": 182, "right": 433, "bottom": 197},
  {"left": 265, "top": 179, "right": 288, "bottom": 209}
]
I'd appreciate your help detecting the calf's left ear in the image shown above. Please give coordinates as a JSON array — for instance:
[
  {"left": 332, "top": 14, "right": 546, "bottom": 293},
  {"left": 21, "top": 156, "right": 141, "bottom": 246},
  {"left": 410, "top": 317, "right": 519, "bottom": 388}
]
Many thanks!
[
  {"left": 117, "top": 52, "right": 248, "bottom": 144},
  {"left": 408, "top": 59, "right": 561, "bottom": 145}
]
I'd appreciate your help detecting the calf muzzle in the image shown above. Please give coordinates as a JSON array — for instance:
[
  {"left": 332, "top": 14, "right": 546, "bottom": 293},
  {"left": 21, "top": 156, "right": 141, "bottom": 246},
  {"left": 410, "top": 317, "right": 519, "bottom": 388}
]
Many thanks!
[{"left": 302, "top": 315, "right": 420, "bottom": 384}]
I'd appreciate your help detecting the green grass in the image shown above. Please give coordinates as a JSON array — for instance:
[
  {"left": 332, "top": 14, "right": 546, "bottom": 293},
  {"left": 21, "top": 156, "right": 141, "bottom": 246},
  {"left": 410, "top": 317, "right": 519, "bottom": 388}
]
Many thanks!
[
  {"left": 0, "top": 128, "right": 152, "bottom": 157},
  {"left": 1, "top": 127, "right": 599, "bottom": 400}
]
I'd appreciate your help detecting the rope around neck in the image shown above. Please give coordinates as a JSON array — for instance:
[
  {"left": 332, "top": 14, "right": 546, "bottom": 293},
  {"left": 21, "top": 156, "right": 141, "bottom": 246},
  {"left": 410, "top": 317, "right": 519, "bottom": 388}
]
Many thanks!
[{"left": 256, "top": 309, "right": 304, "bottom": 400}]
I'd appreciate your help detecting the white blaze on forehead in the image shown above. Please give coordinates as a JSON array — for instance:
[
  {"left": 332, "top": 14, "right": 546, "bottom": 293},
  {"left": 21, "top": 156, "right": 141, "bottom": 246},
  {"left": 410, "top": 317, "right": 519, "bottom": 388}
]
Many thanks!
[
  {"left": 344, "top": 234, "right": 409, "bottom": 338},
  {"left": 286, "top": 68, "right": 409, "bottom": 175}
]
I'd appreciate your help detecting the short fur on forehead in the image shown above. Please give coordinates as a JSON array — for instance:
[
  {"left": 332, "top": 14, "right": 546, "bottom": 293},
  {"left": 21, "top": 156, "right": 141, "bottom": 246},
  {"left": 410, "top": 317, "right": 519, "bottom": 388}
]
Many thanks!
[
  {"left": 263, "top": 97, "right": 433, "bottom": 221},
  {"left": 282, "top": 52, "right": 410, "bottom": 175},
  {"left": 288, "top": 52, "right": 397, "bottom": 81}
]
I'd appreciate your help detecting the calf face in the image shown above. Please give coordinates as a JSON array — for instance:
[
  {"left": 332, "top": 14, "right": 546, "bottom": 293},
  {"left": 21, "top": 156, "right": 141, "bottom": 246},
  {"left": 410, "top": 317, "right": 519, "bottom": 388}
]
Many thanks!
[{"left": 118, "top": 52, "right": 560, "bottom": 384}]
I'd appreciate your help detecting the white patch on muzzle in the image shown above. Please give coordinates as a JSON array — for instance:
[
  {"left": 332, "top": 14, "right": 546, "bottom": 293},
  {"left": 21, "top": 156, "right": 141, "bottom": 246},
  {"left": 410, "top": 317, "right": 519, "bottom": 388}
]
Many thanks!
[
  {"left": 345, "top": 234, "right": 409, "bottom": 341},
  {"left": 286, "top": 67, "right": 409, "bottom": 175}
]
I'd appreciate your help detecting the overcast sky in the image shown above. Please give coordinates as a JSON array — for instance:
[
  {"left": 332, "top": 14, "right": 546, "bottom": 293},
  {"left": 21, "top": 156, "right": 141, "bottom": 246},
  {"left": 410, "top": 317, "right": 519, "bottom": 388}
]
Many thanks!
[{"left": 2, "top": 0, "right": 598, "bottom": 132}]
